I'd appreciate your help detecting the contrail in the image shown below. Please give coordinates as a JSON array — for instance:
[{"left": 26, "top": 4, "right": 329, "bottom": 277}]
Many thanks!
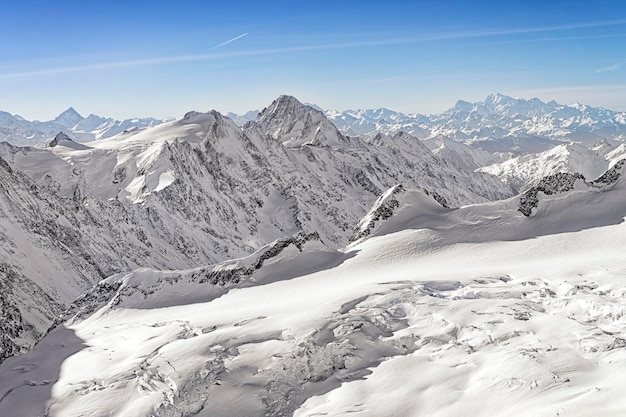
[{"left": 213, "top": 33, "right": 248, "bottom": 49}]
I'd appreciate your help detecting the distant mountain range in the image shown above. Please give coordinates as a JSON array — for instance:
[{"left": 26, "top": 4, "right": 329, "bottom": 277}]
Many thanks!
[
  {"left": 3, "top": 94, "right": 626, "bottom": 155},
  {"left": 225, "top": 93, "right": 626, "bottom": 155},
  {"left": 324, "top": 93, "right": 626, "bottom": 153},
  {"left": 0, "top": 107, "right": 167, "bottom": 146}
]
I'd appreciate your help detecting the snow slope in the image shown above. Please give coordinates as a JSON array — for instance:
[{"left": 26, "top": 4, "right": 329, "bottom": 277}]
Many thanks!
[{"left": 1, "top": 160, "right": 624, "bottom": 416}]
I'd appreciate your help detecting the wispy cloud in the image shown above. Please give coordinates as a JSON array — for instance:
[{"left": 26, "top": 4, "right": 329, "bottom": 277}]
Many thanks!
[
  {"left": 596, "top": 63, "right": 622, "bottom": 73},
  {"left": 468, "top": 33, "right": 626, "bottom": 47},
  {"left": 2, "top": 18, "right": 626, "bottom": 81},
  {"left": 213, "top": 33, "right": 248, "bottom": 49}
]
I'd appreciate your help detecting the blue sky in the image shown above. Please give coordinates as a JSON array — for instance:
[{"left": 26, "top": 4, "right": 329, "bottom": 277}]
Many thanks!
[{"left": 1, "top": 0, "right": 626, "bottom": 119}]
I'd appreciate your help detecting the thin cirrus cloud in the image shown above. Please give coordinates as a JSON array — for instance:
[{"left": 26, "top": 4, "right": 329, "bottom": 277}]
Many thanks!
[
  {"left": 596, "top": 63, "right": 622, "bottom": 73},
  {"left": 2, "top": 18, "right": 626, "bottom": 81}
]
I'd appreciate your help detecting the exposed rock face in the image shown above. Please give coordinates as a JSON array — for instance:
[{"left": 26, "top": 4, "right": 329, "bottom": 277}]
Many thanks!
[
  {"left": 518, "top": 172, "right": 586, "bottom": 217},
  {"left": 349, "top": 185, "right": 449, "bottom": 243},
  {"left": 518, "top": 159, "right": 625, "bottom": 216},
  {"left": 0, "top": 263, "right": 63, "bottom": 362},
  {"left": 592, "top": 159, "right": 625, "bottom": 186},
  {"left": 423, "top": 189, "right": 449, "bottom": 208},
  {"left": 350, "top": 185, "right": 406, "bottom": 242},
  {"left": 47, "top": 131, "right": 72, "bottom": 147},
  {"left": 0, "top": 158, "right": 79, "bottom": 362}
]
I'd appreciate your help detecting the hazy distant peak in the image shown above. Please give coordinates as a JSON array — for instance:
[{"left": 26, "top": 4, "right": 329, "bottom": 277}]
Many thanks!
[
  {"left": 453, "top": 99, "right": 474, "bottom": 112},
  {"left": 54, "top": 107, "right": 84, "bottom": 128}
]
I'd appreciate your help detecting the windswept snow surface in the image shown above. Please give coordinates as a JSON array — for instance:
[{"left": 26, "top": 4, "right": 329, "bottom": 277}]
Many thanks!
[{"left": 1, "top": 161, "right": 625, "bottom": 417}]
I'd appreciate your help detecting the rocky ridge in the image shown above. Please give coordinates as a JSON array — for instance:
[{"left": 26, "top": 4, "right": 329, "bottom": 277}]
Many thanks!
[{"left": 518, "top": 159, "right": 625, "bottom": 216}]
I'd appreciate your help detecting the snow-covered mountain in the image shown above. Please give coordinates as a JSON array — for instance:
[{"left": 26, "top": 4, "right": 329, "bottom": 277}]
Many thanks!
[
  {"left": 478, "top": 143, "right": 611, "bottom": 192},
  {"left": 325, "top": 107, "right": 431, "bottom": 137},
  {"left": 325, "top": 93, "right": 626, "bottom": 154},
  {"left": 257, "top": 95, "right": 350, "bottom": 148},
  {"left": 0, "top": 108, "right": 166, "bottom": 146},
  {"left": 422, "top": 134, "right": 512, "bottom": 171},
  {"left": 225, "top": 110, "right": 259, "bottom": 126},
  {"left": 53, "top": 107, "right": 84, "bottom": 129},
  {"left": 1, "top": 158, "right": 625, "bottom": 416},
  {"left": 0, "top": 95, "right": 516, "bottom": 365}
]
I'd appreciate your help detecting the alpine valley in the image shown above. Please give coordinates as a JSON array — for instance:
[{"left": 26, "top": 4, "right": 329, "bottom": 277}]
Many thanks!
[{"left": 0, "top": 93, "right": 625, "bottom": 417}]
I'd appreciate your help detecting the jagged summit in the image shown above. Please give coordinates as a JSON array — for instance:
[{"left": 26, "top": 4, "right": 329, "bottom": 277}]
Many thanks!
[{"left": 257, "top": 95, "right": 348, "bottom": 148}]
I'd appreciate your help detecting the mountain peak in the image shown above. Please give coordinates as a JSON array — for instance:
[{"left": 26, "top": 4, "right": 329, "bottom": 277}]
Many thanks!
[
  {"left": 484, "top": 92, "right": 513, "bottom": 106},
  {"left": 257, "top": 95, "right": 306, "bottom": 122},
  {"left": 54, "top": 107, "right": 84, "bottom": 128},
  {"left": 276, "top": 94, "right": 303, "bottom": 105},
  {"left": 257, "top": 95, "right": 348, "bottom": 148},
  {"left": 57, "top": 107, "right": 82, "bottom": 119},
  {"left": 267, "top": 95, "right": 309, "bottom": 115},
  {"left": 453, "top": 99, "right": 474, "bottom": 112}
]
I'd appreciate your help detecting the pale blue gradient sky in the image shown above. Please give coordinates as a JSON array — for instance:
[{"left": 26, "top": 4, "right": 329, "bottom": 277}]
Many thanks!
[{"left": 1, "top": 0, "right": 625, "bottom": 119}]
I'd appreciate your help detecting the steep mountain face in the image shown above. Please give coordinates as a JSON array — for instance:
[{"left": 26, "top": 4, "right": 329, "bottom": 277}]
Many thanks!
[
  {"left": 478, "top": 143, "right": 610, "bottom": 192},
  {"left": 257, "top": 95, "right": 349, "bottom": 147},
  {"left": 1, "top": 160, "right": 625, "bottom": 417},
  {"left": 0, "top": 96, "right": 515, "bottom": 364},
  {"left": 325, "top": 93, "right": 626, "bottom": 154},
  {"left": 0, "top": 108, "right": 166, "bottom": 146},
  {"left": 0, "top": 151, "right": 103, "bottom": 362}
]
